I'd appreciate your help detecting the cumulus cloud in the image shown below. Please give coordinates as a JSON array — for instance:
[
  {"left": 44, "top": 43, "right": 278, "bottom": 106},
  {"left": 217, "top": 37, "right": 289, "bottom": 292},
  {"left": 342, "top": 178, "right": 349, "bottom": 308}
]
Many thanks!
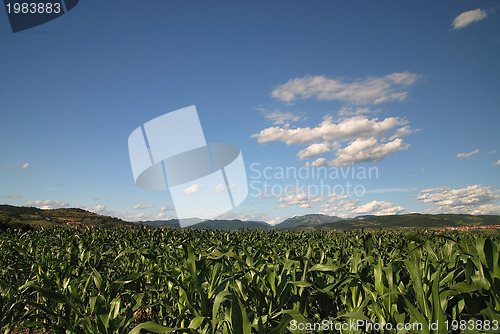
[
  {"left": 133, "top": 204, "right": 153, "bottom": 210},
  {"left": 272, "top": 187, "right": 405, "bottom": 217},
  {"left": 26, "top": 200, "right": 69, "bottom": 210},
  {"left": 252, "top": 115, "right": 407, "bottom": 145},
  {"left": 310, "top": 137, "right": 409, "bottom": 167},
  {"left": 320, "top": 199, "right": 360, "bottom": 217},
  {"left": 457, "top": 149, "right": 479, "bottom": 159},
  {"left": 389, "top": 126, "right": 414, "bottom": 140},
  {"left": 494, "top": 160, "right": 500, "bottom": 166},
  {"left": 469, "top": 204, "right": 500, "bottom": 215},
  {"left": 416, "top": 185, "right": 500, "bottom": 214},
  {"left": 6, "top": 194, "right": 22, "bottom": 198},
  {"left": 182, "top": 184, "right": 203, "bottom": 195},
  {"left": 452, "top": 9, "right": 488, "bottom": 30},
  {"left": 297, "top": 142, "right": 335, "bottom": 160},
  {"left": 257, "top": 107, "right": 303, "bottom": 125},
  {"left": 277, "top": 193, "right": 324, "bottom": 209},
  {"left": 319, "top": 198, "right": 405, "bottom": 217},
  {"left": 271, "top": 72, "right": 420, "bottom": 105},
  {"left": 160, "top": 206, "right": 174, "bottom": 211},
  {"left": 351, "top": 200, "right": 405, "bottom": 216},
  {"left": 252, "top": 115, "right": 412, "bottom": 166}
]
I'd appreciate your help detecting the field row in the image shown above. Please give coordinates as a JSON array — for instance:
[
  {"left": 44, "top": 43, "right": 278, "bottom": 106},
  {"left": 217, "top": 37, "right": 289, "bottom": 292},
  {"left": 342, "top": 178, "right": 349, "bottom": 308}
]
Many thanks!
[{"left": 1, "top": 227, "right": 499, "bottom": 333}]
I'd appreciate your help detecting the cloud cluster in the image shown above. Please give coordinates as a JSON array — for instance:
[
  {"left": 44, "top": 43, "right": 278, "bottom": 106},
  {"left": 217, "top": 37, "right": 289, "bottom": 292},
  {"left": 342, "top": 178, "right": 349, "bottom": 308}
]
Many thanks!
[
  {"left": 252, "top": 115, "right": 411, "bottom": 166},
  {"left": 457, "top": 149, "right": 479, "bottom": 159},
  {"left": 310, "top": 137, "right": 409, "bottom": 167},
  {"left": 85, "top": 205, "right": 175, "bottom": 222},
  {"left": 351, "top": 200, "right": 405, "bottom": 216},
  {"left": 452, "top": 9, "right": 488, "bottom": 30},
  {"left": 253, "top": 72, "right": 420, "bottom": 166},
  {"left": 26, "top": 200, "right": 69, "bottom": 210},
  {"left": 416, "top": 185, "right": 500, "bottom": 214},
  {"left": 271, "top": 72, "right": 420, "bottom": 105},
  {"left": 319, "top": 197, "right": 405, "bottom": 217},
  {"left": 272, "top": 189, "right": 405, "bottom": 217},
  {"left": 277, "top": 193, "right": 324, "bottom": 209},
  {"left": 253, "top": 115, "right": 405, "bottom": 145}
]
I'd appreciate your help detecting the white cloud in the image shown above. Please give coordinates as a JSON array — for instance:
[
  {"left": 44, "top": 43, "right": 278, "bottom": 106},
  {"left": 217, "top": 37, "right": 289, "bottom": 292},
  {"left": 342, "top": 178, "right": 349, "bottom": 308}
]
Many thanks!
[
  {"left": 5, "top": 162, "right": 29, "bottom": 170},
  {"left": 339, "top": 107, "right": 378, "bottom": 116},
  {"left": 85, "top": 205, "right": 175, "bottom": 222},
  {"left": 182, "top": 184, "right": 203, "bottom": 195},
  {"left": 319, "top": 199, "right": 361, "bottom": 217},
  {"left": 252, "top": 115, "right": 411, "bottom": 166},
  {"left": 257, "top": 107, "right": 302, "bottom": 125},
  {"left": 297, "top": 142, "right": 334, "bottom": 160},
  {"left": 457, "top": 149, "right": 479, "bottom": 159},
  {"left": 319, "top": 198, "right": 405, "bottom": 217},
  {"left": 352, "top": 201, "right": 405, "bottom": 216},
  {"left": 488, "top": 150, "right": 496, "bottom": 155},
  {"left": 277, "top": 193, "right": 324, "bottom": 209},
  {"left": 160, "top": 206, "right": 174, "bottom": 211},
  {"left": 26, "top": 200, "right": 69, "bottom": 210},
  {"left": 416, "top": 185, "right": 500, "bottom": 214},
  {"left": 212, "top": 183, "right": 236, "bottom": 194},
  {"left": 271, "top": 72, "right": 420, "bottom": 105},
  {"left": 469, "top": 204, "right": 500, "bottom": 215},
  {"left": 133, "top": 204, "right": 153, "bottom": 210},
  {"left": 494, "top": 160, "right": 500, "bottom": 166},
  {"left": 389, "top": 126, "right": 414, "bottom": 140},
  {"left": 252, "top": 115, "right": 406, "bottom": 145},
  {"left": 452, "top": 9, "right": 488, "bottom": 30},
  {"left": 6, "top": 194, "right": 22, "bottom": 198},
  {"left": 311, "top": 137, "right": 409, "bottom": 167}
]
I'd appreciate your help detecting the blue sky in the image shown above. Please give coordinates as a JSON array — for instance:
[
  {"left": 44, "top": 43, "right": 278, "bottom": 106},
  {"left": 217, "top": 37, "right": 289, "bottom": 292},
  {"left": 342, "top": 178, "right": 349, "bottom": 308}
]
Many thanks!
[{"left": 1, "top": 1, "right": 499, "bottom": 224}]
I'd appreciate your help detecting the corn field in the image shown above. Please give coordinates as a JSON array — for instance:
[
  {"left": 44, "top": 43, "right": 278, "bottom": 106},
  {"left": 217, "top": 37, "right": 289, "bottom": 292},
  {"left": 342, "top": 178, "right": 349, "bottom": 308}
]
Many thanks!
[{"left": 1, "top": 227, "right": 499, "bottom": 333}]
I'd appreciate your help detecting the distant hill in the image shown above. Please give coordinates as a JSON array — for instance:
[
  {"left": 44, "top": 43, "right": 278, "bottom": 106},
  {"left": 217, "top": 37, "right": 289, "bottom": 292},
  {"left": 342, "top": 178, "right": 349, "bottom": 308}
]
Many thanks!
[
  {"left": 141, "top": 218, "right": 272, "bottom": 231},
  {"left": 190, "top": 219, "right": 272, "bottom": 231},
  {"left": 1, "top": 204, "right": 499, "bottom": 231},
  {"left": 274, "top": 214, "right": 343, "bottom": 229},
  {"left": 311, "top": 213, "right": 500, "bottom": 231},
  {"left": 0, "top": 204, "right": 135, "bottom": 229}
]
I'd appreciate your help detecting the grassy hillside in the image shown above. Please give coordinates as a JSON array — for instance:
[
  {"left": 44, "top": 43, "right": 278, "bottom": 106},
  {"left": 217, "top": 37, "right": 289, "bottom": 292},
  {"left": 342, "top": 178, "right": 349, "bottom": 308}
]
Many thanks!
[
  {"left": 0, "top": 204, "right": 135, "bottom": 229},
  {"left": 274, "top": 213, "right": 342, "bottom": 229},
  {"left": 313, "top": 213, "right": 500, "bottom": 231}
]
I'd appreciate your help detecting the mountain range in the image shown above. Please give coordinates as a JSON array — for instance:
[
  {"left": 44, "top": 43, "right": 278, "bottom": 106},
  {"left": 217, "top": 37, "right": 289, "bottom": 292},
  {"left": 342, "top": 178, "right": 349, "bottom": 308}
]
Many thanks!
[{"left": 1, "top": 204, "right": 500, "bottom": 232}]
